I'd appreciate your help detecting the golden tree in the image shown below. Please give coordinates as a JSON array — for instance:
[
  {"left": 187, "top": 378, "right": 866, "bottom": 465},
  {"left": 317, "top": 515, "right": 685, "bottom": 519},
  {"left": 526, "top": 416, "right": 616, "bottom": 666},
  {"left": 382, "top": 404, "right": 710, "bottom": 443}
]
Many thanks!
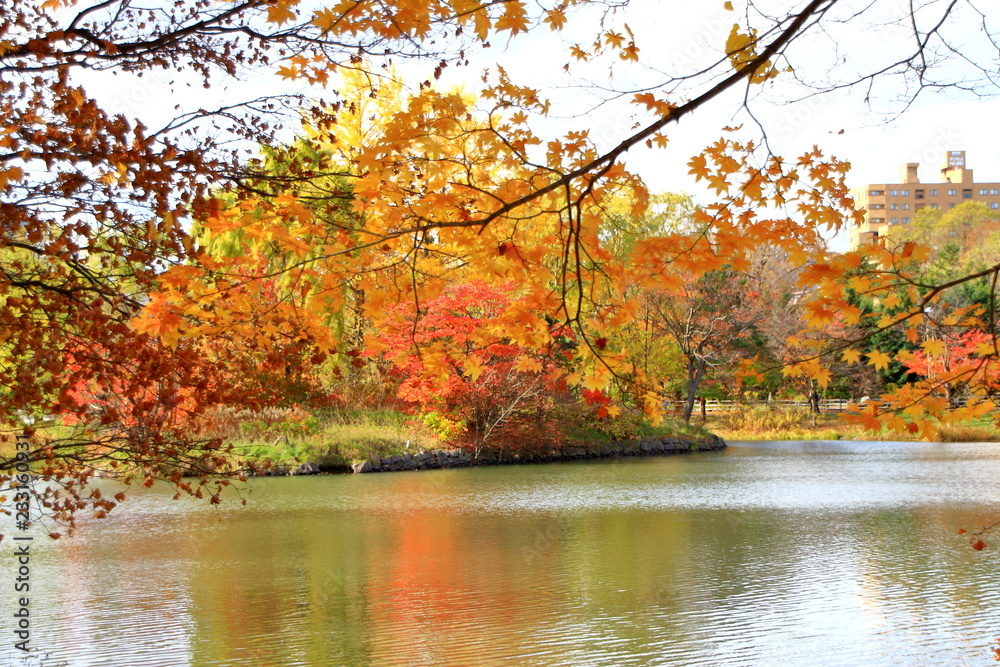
[{"left": 3, "top": 0, "right": 1000, "bottom": 533}]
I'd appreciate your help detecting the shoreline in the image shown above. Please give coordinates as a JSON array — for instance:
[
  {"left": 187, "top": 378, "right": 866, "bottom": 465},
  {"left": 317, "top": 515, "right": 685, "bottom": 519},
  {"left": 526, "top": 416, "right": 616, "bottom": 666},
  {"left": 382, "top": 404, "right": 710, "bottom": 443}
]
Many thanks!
[{"left": 259, "top": 434, "right": 728, "bottom": 475}]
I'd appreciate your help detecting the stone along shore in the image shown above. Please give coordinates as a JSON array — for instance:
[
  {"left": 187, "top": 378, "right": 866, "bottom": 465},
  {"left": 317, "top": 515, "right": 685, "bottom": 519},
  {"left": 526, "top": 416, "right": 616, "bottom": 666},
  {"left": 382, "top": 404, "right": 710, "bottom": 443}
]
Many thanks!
[{"left": 348, "top": 434, "right": 727, "bottom": 473}]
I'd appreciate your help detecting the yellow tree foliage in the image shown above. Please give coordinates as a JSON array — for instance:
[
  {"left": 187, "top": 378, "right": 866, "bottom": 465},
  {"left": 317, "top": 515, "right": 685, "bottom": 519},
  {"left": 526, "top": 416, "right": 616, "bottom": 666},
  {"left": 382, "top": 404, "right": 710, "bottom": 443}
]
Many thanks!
[{"left": 4, "top": 0, "right": 1000, "bottom": 532}]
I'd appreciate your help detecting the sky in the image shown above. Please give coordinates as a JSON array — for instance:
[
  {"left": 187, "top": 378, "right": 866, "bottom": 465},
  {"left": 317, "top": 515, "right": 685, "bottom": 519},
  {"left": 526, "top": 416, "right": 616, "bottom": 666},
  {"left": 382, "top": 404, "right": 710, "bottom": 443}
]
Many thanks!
[{"left": 72, "top": 0, "right": 1000, "bottom": 252}]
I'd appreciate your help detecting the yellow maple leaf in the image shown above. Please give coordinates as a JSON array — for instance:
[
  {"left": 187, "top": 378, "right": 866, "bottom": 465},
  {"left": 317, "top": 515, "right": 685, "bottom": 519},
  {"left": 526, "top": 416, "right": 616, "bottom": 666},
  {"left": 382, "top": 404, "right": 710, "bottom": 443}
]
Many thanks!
[
  {"left": 881, "top": 293, "right": 901, "bottom": 309},
  {"left": 642, "top": 391, "right": 663, "bottom": 426},
  {"left": 514, "top": 355, "right": 543, "bottom": 373},
  {"left": 312, "top": 7, "right": 341, "bottom": 32},
  {"left": 544, "top": 8, "right": 566, "bottom": 30},
  {"left": 920, "top": 339, "right": 947, "bottom": 358},
  {"left": 975, "top": 340, "right": 996, "bottom": 356},
  {"left": 687, "top": 154, "right": 710, "bottom": 181},
  {"left": 581, "top": 374, "right": 606, "bottom": 392},
  {"left": 463, "top": 356, "right": 485, "bottom": 382},
  {"left": 866, "top": 349, "right": 891, "bottom": 371},
  {"left": 496, "top": 2, "right": 529, "bottom": 34},
  {"left": 267, "top": 0, "right": 297, "bottom": 25},
  {"left": 604, "top": 31, "right": 625, "bottom": 49}
]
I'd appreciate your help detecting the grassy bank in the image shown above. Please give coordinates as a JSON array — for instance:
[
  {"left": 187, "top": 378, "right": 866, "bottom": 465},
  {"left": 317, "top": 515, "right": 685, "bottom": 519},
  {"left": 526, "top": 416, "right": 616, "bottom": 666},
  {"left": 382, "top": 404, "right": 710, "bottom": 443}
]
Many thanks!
[
  {"left": 214, "top": 406, "right": 715, "bottom": 470},
  {"left": 8, "top": 405, "right": 992, "bottom": 475},
  {"left": 1, "top": 407, "right": 715, "bottom": 473},
  {"left": 699, "top": 406, "right": 1000, "bottom": 442},
  {"left": 208, "top": 407, "right": 445, "bottom": 471}
]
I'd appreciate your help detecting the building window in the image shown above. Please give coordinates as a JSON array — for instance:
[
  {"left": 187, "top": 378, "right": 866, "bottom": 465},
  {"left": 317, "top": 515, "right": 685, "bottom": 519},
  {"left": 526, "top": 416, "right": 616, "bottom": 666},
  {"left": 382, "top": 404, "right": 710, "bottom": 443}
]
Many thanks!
[
  {"left": 901, "top": 204, "right": 909, "bottom": 210},
  {"left": 980, "top": 189, "right": 989, "bottom": 196},
  {"left": 869, "top": 204, "right": 884, "bottom": 210},
  {"left": 930, "top": 203, "right": 938, "bottom": 209},
  {"left": 871, "top": 218, "right": 885, "bottom": 224},
  {"left": 992, "top": 203, "right": 1000, "bottom": 210},
  {"left": 915, "top": 190, "right": 924, "bottom": 199},
  {"left": 950, "top": 203, "right": 957, "bottom": 208},
  {"left": 948, "top": 189, "right": 957, "bottom": 196},
  {"left": 889, "top": 189, "right": 898, "bottom": 196},
  {"left": 901, "top": 190, "right": 909, "bottom": 196},
  {"left": 930, "top": 189, "right": 938, "bottom": 196},
  {"left": 902, "top": 217, "right": 910, "bottom": 223},
  {"left": 991, "top": 188, "right": 999, "bottom": 195},
  {"left": 869, "top": 189, "right": 884, "bottom": 196},
  {"left": 890, "top": 203, "right": 898, "bottom": 210},
  {"left": 890, "top": 217, "right": 898, "bottom": 224},
  {"left": 916, "top": 204, "right": 925, "bottom": 210},
  {"left": 963, "top": 189, "right": 973, "bottom": 199}
]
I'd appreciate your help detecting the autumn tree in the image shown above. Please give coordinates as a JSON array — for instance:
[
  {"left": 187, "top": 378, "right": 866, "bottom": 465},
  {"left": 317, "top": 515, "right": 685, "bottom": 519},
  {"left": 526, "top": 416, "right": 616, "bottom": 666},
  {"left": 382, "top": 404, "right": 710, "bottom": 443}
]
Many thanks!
[
  {"left": 645, "top": 267, "right": 771, "bottom": 422},
  {"left": 4, "top": 0, "right": 1000, "bottom": 535},
  {"left": 377, "top": 281, "right": 567, "bottom": 454},
  {"left": 901, "top": 330, "right": 1000, "bottom": 408}
]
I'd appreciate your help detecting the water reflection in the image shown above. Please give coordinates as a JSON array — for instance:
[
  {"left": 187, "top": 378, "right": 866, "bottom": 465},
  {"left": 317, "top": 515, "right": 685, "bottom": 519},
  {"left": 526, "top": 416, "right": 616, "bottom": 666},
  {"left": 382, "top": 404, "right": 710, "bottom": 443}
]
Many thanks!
[{"left": 3, "top": 441, "right": 1000, "bottom": 666}]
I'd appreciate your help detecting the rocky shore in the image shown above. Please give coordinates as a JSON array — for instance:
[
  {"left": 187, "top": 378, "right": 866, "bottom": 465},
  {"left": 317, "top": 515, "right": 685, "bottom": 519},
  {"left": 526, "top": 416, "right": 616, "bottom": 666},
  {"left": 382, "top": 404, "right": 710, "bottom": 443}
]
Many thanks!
[
  {"left": 352, "top": 434, "right": 726, "bottom": 473},
  {"left": 257, "top": 434, "right": 726, "bottom": 475}
]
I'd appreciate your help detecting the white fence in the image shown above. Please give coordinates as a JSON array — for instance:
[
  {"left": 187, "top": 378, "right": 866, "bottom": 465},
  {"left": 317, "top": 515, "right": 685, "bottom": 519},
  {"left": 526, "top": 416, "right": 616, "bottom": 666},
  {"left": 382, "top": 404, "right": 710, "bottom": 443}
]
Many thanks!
[{"left": 663, "top": 399, "right": 853, "bottom": 414}]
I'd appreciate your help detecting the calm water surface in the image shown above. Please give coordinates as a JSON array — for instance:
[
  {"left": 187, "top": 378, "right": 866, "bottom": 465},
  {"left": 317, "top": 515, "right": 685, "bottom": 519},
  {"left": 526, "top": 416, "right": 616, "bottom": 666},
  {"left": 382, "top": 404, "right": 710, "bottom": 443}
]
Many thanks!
[{"left": 4, "top": 440, "right": 1000, "bottom": 666}]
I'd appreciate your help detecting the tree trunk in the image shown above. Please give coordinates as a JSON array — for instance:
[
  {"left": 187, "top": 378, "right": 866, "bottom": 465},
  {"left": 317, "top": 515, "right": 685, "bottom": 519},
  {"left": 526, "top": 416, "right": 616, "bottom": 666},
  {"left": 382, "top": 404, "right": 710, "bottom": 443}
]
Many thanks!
[{"left": 682, "top": 357, "right": 706, "bottom": 424}]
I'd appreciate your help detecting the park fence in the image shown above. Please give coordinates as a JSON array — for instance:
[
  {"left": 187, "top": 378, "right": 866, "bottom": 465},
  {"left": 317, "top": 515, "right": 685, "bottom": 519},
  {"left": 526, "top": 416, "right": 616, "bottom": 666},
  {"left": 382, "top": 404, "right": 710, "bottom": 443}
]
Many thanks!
[{"left": 663, "top": 399, "right": 853, "bottom": 414}]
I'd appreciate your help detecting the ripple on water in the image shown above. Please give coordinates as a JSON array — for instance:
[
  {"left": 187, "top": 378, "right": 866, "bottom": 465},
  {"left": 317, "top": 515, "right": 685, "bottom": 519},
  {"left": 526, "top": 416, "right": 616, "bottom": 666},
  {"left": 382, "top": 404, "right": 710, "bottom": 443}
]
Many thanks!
[{"left": 10, "top": 441, "right": 1000, "bottom": 666}]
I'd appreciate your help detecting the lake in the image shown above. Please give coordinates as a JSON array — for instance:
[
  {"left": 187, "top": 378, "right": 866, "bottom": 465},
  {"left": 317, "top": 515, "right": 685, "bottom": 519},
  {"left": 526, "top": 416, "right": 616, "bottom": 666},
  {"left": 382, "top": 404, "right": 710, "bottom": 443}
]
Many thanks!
[{"left": 4, "top": 440, "right": 1000, "bottom": 666}]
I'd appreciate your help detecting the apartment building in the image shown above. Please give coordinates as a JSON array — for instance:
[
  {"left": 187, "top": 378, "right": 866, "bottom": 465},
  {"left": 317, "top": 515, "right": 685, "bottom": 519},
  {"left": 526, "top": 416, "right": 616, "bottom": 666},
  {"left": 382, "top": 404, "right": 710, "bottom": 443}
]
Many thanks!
[{"left": 850, "top": 151, "right": 1000, "bottom": 247}]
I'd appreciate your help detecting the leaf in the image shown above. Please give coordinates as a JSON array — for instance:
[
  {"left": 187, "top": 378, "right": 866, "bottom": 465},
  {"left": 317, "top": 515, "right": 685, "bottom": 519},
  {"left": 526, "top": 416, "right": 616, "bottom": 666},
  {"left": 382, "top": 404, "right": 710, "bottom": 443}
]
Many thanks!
[
  {"left": 619, "top": 43, "right": 640, "bottom": 62},
  {"left": 920, "top": 339, "right": 947, "bottom": 358},
  {"left": 866, "top": 350, "right": 891, "bottom": 371},
  {"left": 544, "top": 8, "right": 567, "bottom": 30},
  {"left": 267, "top": 0, "right": 298, "bottom": 25},
  {"left": 514, "top": 355, "right": 542, "bottom": 373},
  {"left": 604, "top": 31, "right": 625, "bottom": 49},
  {"left": 841, "top": 348, "right": 862, "bottom": 364},
  {"left": 312, "top": 7, "right": 342, "bottom": 32},
  {"left": 582, "top": 374, "right": 605, "bottom": 392},
  {"left": 463, "top": 356, "right": 485, "bottom": 382},
  {"left": 496, "top": 2, "right": 529, "bottom": 34},
  {"left": 881, "top": 293, "right": 901, "bottom": 309},
  {"left": 812, "top": 366, "right": 832, "bottom": 389},
  {"left": 0, "top": 166, "right": 24, "bottom": 190}
]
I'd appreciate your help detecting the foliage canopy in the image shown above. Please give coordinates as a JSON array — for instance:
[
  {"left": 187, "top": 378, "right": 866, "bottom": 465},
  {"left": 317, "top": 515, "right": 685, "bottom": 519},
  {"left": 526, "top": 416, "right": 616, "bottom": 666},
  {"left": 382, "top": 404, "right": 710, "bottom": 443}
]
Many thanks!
[{"left": 2, "top": 0, "right": 1000, "bottom": 534}]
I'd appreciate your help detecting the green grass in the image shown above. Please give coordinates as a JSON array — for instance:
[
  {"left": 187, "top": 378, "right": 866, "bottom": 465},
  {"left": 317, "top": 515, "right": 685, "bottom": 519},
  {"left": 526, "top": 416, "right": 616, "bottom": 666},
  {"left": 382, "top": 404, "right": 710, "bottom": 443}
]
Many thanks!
[
  {"left": 214, "top": 407, "right": 444, "bottom": 469},
  {"left": 219, "top": 404, "right": 720, "bottom": 469}
]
